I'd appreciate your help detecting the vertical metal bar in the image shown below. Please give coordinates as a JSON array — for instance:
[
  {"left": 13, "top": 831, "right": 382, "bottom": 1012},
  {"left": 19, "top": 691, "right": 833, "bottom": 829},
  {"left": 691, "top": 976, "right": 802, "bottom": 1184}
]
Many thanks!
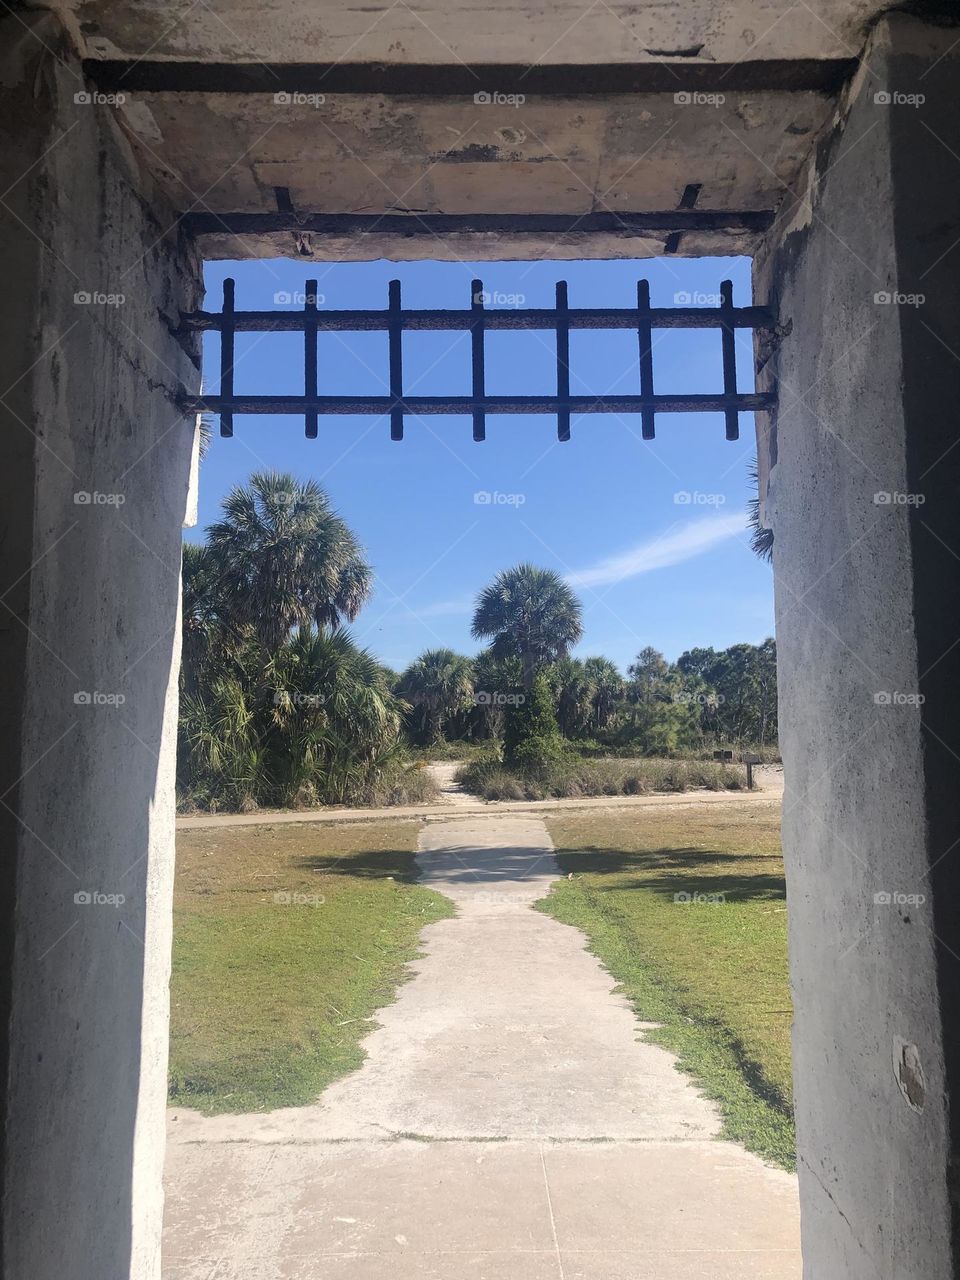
[
  {"left": 719, "top": 278, "right": 739, "bottom": 441},
  {"left": 555, "top": 280, "right": 570, "bottom": 442},
  {"left": 304, "top": 278, "right": 318, "bottom": 438},
  {"left": 636, "top": 279, "right": 656, "bottom": 440},
  {"left": 388, "top": 279, "right": 404, "bottom": 441},
  {"left": 220, "top": 277, "right": 235, "bottom": 437},
  {"left": 471, "top": 279, "right": 486, "bottom": 442}
]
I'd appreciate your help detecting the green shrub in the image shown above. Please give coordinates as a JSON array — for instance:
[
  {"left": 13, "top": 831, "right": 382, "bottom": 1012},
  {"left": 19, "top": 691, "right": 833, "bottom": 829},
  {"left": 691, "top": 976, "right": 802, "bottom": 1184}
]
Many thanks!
[{"left": 456, "top": 755, "right": 747, "bottom": 802}]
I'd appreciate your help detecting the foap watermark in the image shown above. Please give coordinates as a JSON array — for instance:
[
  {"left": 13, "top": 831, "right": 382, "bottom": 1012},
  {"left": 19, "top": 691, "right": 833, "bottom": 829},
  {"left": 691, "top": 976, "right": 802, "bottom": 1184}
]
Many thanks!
[
  {"left": 273, "top": 890, "right": 326, "bottom": 906},
  {"left": 873, "top": 490, "right": 925, "bottom": 506},
  {"left": 272, "top": 690, "right": 326, "bottom": 707},
  {"left": 275, "top": 289, "right": 326, "bottom": 306},
  {"left": 874, "top": 890, "right": 926, "bottom": 907},
  {"left": 473, "top": 289, "right": 526, "bottom": 307},
  {"left": 475, "top": 690, "right": 526, "bottom": 706},
  {"left": 873, "top": 290, "right": 925, "bottom": 307},
  {"left": 674, "top": 490, "right": 726, "bottom": 506},
  {"left": 674, "top": 91, "right": 725, "bottom": 107},
  {"left": 673, "top": 890, "right": 726, "bottom": 905},
  {"left": 74, "top": 490, "right": 125, "bottom": 506},
  {"left": 74, "top": 90, "right": 126, "bottom": 106},
  {"left": 474, "top": 90, "right": 525, "bottom": 107},
  {"left": 674, "top": 290, "right": 722, "bottom": 306},
  {"left": 874, "top": 90, "right": 925, "bottom": 108},
  {"left": 74, "top": 890, "right": 126, "bottom": 907},
  {"left": 274, "top": 90, "right": 326, "bottom": 108},
  {"left": 474, "top": 490, "right": 526, "bottom": 506},
  {"left": 74, "top": 290, "right": 126, "bottom": 307},
  {"left": 874, "top": 690, "right": 925, "bottom": 707},
  {"left": 673, "top": 690, "right": 725, "bottom": 706},
  {"left": 74, "top": 690, "right": 126, "bottom": 707}
]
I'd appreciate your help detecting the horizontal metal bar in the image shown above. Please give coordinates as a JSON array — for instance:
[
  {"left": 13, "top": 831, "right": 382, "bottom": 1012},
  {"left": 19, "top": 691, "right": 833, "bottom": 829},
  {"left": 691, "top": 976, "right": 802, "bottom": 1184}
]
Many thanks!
[
  {"left": 85, "top": 58, "right": 856, "bottom": 97},
  {"left": 182, "top": 304, "right": 775, "bottom": 334},
  {"left": 182, "top": 393, "right": 775, "bottom": 416},
  {"left": 183, "top": 209, "right": 774, "bottom": 238}
]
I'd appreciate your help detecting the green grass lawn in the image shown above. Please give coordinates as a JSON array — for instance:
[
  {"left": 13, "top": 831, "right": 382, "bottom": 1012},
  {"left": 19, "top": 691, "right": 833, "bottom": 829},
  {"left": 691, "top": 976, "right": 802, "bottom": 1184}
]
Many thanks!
[
  {"left": 540, "top": 803, "right": 794, "bottom": 1168},
  {"left": 169, "top": 820, "right": 453, "bottom": 1114}
]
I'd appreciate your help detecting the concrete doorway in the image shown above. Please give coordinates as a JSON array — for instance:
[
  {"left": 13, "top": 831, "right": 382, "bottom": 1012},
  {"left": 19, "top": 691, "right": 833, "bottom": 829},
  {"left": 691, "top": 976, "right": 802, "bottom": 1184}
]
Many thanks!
[{"left": 2, "top": 5, "right": 960, "bottom": 1278}]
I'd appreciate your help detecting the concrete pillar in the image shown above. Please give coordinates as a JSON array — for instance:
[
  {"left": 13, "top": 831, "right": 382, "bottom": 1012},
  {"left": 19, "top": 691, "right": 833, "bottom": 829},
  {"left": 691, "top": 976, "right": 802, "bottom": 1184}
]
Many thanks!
[
  {"left": 0, "top": 16, "right": 201, "bottom": 1279},
  {"left": 755, "top": 13, "right": 960, "bottom": 1277}
]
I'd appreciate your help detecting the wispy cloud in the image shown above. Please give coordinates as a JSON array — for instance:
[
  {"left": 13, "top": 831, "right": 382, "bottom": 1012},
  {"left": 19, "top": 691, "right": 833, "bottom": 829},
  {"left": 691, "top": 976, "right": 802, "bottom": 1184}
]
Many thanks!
[{"left": 566, "top": 512, "right": 746, "bottom": 589}]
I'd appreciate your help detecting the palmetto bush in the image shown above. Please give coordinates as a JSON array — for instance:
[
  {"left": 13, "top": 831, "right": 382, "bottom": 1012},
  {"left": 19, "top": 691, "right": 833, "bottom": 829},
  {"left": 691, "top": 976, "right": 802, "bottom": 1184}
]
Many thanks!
[{"left": 177, "top": 472, "right": 432, "bottom": 813}]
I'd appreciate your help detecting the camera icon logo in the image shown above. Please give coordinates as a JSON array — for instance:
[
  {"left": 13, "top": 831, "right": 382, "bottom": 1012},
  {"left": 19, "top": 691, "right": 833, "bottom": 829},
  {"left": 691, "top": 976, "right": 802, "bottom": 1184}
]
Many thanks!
[
  {"left": 74, "top": 890, "right": 92, "bottom": 904},
  {"left": 474, "top": 91, "right": 491, "bottom": 104},
  {"left": 73, "top": 91, "right": 91, "bottom": 105},
  {"left": 274, "top": 91, "right": 291, "bottom": 104},
  {"left": 874, "top": 91, "right": 892, "bottom": 105},
  {"left": 74, "top": 691, "right": 92, "bottom": 705},
  {"left": 73, "top": 491, "right": 92, "bottom": 504},
  {"left": 74, "top": 291, "right": 91, "bottom": 305},
  {"left": 674, "top": 92, "right": 691, "bottom": 105}
]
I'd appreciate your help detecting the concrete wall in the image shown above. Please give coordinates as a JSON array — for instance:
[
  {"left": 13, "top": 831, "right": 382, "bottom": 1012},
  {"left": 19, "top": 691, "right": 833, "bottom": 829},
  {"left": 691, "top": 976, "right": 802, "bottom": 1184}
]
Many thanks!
[
  {"left": 754, "top": 12, "right": 960, "bottom": 1277},
  {"left": 0, "top": 15, "right": 201, "bottom": 1278}
]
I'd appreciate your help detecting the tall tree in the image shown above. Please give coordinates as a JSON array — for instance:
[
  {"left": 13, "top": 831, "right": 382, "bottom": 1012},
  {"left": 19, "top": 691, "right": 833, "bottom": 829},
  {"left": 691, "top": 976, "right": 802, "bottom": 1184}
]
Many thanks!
[
  {"left": 471, "top": 564, "right": 583, "bottom": 691},
  {"left": 206, "top": 471, "right": 372, "bottom": 659},
  {"left": 397, "top": 649, "right": 475, "bottom": 744}
]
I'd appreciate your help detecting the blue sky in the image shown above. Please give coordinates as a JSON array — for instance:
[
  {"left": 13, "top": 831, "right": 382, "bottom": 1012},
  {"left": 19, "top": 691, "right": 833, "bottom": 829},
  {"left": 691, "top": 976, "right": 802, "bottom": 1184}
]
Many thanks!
[{"left": 190, "top": 255, "right": 773, "bottom": 674}]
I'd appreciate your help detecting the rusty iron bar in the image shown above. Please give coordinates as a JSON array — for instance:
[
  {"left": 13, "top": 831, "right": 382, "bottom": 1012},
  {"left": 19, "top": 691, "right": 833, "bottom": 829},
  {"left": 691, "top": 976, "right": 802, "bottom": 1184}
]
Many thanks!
[
  {"left": 719, "top": 278, "right": 740, "bottom": 441},
  {"left": 184, "top": 303, "right": 774, "bottom": 333},
  {"left": 636, "top": 279, "right": 656, "bottom": 441},
  {"left": 555, "top": 281, "right": 571, "bottom": 442},
  {"left": 190, "top": 392, "right": 775, "bottom": 414},
  {"left": 304, "top": 277, "right": 318, "bottom": 439},
  {"left": 387, "top": 280, "right": 404, "bottom": 441},
  {"left": 471, "top": 279, "right": 486, "bottom": 442}
]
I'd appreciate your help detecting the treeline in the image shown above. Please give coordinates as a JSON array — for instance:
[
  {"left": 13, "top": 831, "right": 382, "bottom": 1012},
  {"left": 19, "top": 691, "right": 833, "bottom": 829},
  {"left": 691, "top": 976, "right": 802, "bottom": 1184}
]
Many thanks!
[
  {"left": 397, "top": 640, "right": 777, "bottom": 756},
  {"left": 178, "top": 471, "right": 775, "bottom": 812}
]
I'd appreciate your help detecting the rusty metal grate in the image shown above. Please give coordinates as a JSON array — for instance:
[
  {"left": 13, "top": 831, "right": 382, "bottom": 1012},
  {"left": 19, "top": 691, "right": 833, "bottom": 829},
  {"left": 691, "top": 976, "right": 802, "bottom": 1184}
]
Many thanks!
[{"left": 180, "top": 277, "right": 776, "bottom": 443}]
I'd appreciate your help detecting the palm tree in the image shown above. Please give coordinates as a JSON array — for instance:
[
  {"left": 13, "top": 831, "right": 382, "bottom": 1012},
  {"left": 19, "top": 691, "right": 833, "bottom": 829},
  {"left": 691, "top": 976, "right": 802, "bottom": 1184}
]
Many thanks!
[
  {"left": 471, "top": 564, "right": 583, "bottom": 691},
  {"left": 583, "top": 656, "right": 623, "bottom": 730},
  {"left": 548, "top": 658, "right": 595, "bottom": 738},
  {"left": 181, "top": 542, "right": 231, "bottom": 695},
  {"left": 269, "top": 628, "right": 403, "bottom": 803},
  {"left": 748, "top": 456, "right": 774, "bottom": 562},
  {"left": 206, "top": 471, "right": 372, "bottom": 660},
  {"left": 397, "top": 648, "right": 475, "bottom": 744}
]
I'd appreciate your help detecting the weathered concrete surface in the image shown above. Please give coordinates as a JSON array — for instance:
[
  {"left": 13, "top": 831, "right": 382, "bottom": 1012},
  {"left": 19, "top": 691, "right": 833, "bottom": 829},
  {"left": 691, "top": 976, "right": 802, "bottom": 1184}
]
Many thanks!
[
  {"left": 0, "top": 14, "right": 201, "bottom": 1279},
  {"left": 53, "top": 0, "right": 889, "bottom": 66},
  {"left": 37, "top": 1, "right": 890, "bottom": 259},
  {"left": 165, "top": 816, "right": 799, "bottom": 1276},
  {"left": 110, "top": 89, "right": 831, "bottom": 262},
  {"left": 753, "top": 12, "right": 960, "bottom": 1278}
]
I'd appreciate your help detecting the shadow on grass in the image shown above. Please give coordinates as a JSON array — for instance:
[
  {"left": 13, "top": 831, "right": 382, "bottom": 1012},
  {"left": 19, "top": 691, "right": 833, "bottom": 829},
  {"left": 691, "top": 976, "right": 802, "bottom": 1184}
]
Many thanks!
[
  {"left": 555, "top": 846, "right": 785, "bottom": 903},
  {"left": 293, "top": 849, "right": 421, "bottom": 881}
]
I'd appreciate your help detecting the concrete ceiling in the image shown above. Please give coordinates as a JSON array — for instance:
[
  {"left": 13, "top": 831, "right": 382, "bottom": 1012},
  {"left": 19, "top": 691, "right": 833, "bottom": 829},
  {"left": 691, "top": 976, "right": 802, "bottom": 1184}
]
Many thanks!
[
  {"left": 53, "top": 0, "right": 887, "bottom": 65},
  {"left": 38, "top": 0, "right": 892, "bottom": 260}
]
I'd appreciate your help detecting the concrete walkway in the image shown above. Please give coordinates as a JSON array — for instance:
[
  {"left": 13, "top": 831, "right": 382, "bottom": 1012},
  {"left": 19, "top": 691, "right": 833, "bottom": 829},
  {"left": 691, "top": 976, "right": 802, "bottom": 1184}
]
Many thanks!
[{"left": 164, "top": 815, "right": 800, "bottom": 1279}]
